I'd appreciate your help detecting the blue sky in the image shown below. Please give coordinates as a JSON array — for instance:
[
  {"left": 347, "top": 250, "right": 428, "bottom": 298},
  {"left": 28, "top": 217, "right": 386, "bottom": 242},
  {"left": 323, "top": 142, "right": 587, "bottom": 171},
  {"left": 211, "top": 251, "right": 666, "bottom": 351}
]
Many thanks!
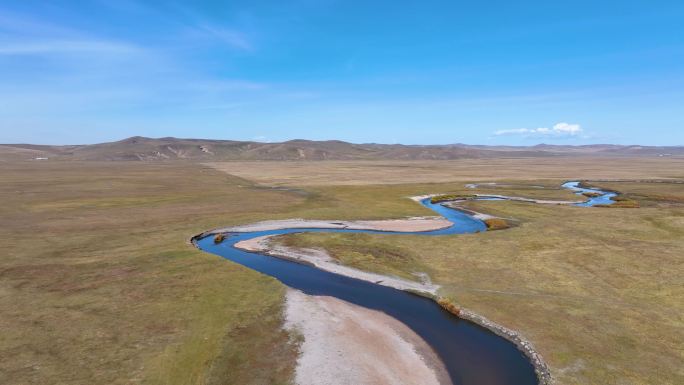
[{"left": 0, "top": 1, "right": 683, "bottom": 145}]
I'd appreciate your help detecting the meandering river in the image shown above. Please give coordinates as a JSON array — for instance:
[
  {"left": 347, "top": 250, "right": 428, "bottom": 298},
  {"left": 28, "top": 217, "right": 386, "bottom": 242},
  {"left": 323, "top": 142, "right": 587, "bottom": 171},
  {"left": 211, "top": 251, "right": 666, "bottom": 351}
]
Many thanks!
[{"left": 195, "top": 181, "right": 614, "bottom": 385}]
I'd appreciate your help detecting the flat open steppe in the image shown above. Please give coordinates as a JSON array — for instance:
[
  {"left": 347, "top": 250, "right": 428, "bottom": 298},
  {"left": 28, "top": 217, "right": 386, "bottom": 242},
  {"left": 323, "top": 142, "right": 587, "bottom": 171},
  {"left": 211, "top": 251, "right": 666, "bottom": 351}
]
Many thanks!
[
  {"left": 206, "top": 157, "right": 684, "bottom": 185},
  {"left": 1, "top": 157, "right": 683, "bottom": 385}
]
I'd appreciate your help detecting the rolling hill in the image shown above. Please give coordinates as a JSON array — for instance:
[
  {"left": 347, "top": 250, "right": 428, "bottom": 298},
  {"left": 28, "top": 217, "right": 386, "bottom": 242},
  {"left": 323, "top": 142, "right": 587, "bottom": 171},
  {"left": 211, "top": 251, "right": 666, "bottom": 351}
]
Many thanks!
[{"left": 1, "top": 136, "right": 682, "bottom": 161}]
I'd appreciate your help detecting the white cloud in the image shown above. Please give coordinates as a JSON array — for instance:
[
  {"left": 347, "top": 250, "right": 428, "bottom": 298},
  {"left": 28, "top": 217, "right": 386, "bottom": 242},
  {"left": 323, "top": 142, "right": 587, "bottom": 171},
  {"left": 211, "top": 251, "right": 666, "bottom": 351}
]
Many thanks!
[
  {"left": 494, "top": 122, "right": 583, "bottom": 137},
  {"left": 0, "top": 39, "right": 140, "bottom": 55},
  {"left": 552, "top": 122, "right": 582, "bottom": 134},
  {"left": 194, "top": 24, "right": 252, "bottom": 51},
  {"left": 0, "top": 8, "right": 142, "bottom": 57}
]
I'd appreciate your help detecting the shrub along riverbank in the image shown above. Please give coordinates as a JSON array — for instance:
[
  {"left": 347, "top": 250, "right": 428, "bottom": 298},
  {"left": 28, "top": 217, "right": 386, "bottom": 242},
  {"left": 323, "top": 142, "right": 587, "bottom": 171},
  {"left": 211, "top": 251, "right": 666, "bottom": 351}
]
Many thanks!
[
  {"left": 483, "top": 218, "right": 511, "bottom": 230},
  {"left": 430, "top": 194, "right": 477, "bottom": 203}
]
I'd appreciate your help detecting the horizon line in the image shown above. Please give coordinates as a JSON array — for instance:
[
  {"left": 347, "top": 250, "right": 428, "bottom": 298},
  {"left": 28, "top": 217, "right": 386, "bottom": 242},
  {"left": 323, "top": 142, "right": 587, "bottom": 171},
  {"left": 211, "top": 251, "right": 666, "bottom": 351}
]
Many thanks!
[{"left": 2, "top": 135, "right": 684, "bottom": 148}]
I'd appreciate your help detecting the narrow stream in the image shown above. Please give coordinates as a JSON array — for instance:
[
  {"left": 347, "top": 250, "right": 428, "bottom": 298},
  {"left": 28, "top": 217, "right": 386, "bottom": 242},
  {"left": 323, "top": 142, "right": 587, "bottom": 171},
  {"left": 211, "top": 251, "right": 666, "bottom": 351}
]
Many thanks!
[
  {"left": 195, "top": 181, "right": 614, "bottom": 385},
  {"left": 562, "top": 181, "right": 618, "bottom": 206}
]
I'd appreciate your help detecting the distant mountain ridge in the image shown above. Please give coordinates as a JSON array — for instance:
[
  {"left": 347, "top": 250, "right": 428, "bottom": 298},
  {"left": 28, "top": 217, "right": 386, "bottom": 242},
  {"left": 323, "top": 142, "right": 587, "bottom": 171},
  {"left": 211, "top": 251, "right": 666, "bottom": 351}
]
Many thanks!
[{"left": 1, "top": 136, "right": 682, "bottom": 161}]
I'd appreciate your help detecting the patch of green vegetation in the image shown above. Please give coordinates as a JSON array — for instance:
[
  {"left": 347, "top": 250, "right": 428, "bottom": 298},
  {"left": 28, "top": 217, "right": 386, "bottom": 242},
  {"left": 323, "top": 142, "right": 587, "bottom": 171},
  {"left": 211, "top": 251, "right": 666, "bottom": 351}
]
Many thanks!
[
  {"left": 0, "top": 161, "right": 304, "bottom": 385},
  {"left": 430, "top": 194, "right": 477, "bottom": 204},
  {"left": 595, "top": 195, "right": 641, "bottom": 208},
  {"left": 203, "top": 299, "right": 298, "bottom": 385},
  {"left": 609, "top": 196, "right": 640, "bottom": 208},
  {"left": 279, "top": 232, "right": 432, "bottom": 282},
  {"left": 591, "top": 181, "right": 684, "bottom": 208}
]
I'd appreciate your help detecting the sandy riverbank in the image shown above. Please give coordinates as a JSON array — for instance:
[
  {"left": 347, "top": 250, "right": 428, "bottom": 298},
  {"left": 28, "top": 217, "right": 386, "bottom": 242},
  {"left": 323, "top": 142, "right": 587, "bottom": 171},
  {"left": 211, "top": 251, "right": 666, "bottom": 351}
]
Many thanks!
[
  {"left": 412, "top": 192, "right": 579, "bottom": 206},
  {"left": 236, "top": 236, "right": 554, "bottom": 385},
  {"left": 209, "top": 216, "right": 452, "bottom": 234},
  {"left": 474, "top": 194, "right": 579, "bottom": 205},
  {"left": 235, "top": 235, "right": 439, "bottom": 295},
  {"left": 198, "top": 193, "right": 554, "bottom": 384},
  {"left": 285, "top": 289, "right": 451, "bottom": 385}
]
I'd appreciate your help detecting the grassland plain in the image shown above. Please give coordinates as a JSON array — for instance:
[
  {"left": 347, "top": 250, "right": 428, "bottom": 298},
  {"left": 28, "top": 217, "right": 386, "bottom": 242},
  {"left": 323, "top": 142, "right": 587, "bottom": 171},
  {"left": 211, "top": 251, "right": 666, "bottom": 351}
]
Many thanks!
[
  {"left": 0, "top": 161, "right": 310, "bottom": 385},
  {"left": 206, "top": 157, "right": 684, "bottom": 186},
  {"left": 3, "top": 158, "right": 683, "bottom": 385},
  {"left": 2, "top": 160, "right": 568, "bottom": 385},
  {"left": 276, "top": 180, "right": 684, "bottom": 385}
]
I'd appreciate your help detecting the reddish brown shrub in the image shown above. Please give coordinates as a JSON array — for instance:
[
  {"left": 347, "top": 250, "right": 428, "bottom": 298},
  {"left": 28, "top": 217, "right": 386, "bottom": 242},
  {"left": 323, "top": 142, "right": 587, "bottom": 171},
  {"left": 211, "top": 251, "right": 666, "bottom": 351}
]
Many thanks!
[
  {"left": 213, "top": 233, "right": 225, "bottom": 243},
  {"left": 484, "top": 218, "right": 510, "bottom": 230},
  {"left": 437, "top": 297, "right": 461, "bottom": 316}
]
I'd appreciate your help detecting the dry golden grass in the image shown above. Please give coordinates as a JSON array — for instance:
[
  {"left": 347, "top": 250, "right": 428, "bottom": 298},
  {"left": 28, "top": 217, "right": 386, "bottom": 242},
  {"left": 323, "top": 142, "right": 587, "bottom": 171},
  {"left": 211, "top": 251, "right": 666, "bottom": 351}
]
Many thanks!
[
  {"left": 595, "top": 181, "right": 684, "bottom": 207},
  {"left": 277, "top": 194, "right": 684, "bottom": 385},
  {"left": 206, "top": 157, "right": 684, "bottom": 186},
  {"left": 4, "top": 158, "right": 683, "bottom": 385},
  {"left": 240, "top": 160, "right": 684, "bottom": 385},
  {"left": 0, "top": 161, "right": 303, "bottom": 385}
]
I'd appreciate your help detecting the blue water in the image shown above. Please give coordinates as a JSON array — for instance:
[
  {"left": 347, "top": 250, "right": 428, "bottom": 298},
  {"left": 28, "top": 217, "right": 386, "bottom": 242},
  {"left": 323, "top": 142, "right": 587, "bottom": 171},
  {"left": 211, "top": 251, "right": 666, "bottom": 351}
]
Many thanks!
[
  {"left": 195, "top": 182, "right": 613, "bottom": 385},
  {"left": 561, "top": 181, "right": 617, "bottom": 207}
]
